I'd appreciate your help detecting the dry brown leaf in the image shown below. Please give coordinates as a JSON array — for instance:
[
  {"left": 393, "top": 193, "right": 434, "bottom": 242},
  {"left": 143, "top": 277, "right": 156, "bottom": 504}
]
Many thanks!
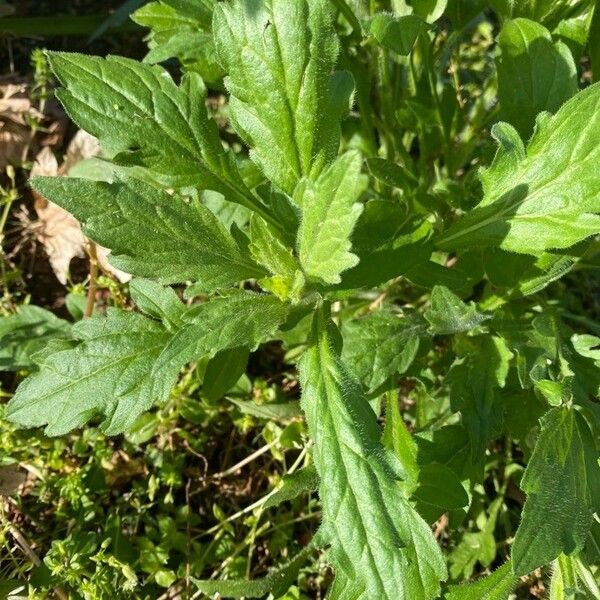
[
  {"left": 60, "top": 129, "right": 102, "bottom": 175},
  {"left": 96, "top": 245, "right": 131, "bottom": 284},
  {"left": 30, "top": 145, "right": 58, "bottom": 178},
  {"left": 0, "top": 81, "right": 67, "bottom": 168},
  {"left": 0, "top": 121, "right": 28, "bottom": 168},
  {"left": 31, "top": 133, "right": 131, "bottom": 284},
  {"left": 32, "top": 147, "right": 85, "bottom": 285},
  {"left": 0, "top": 84, "right": 43, "bottom": 124},
  {"left": 0, "top": 465, "right": 27, "bottom": 496},
  {"left": 0, "top": 83, "right": 42, "bottom": 168}
]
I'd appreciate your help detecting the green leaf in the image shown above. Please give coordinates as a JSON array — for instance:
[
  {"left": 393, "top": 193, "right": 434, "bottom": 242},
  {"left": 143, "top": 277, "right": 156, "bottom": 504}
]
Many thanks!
[
  {"left": 214, "top": 0, "right": 353, "bottom": 194},
  {"left": 249, "top": 215, "right": 298, "bottom": 278},
  {"left": 497, "top": 18, "right": 578, "bottom": 139},
  {"left": 554, "top": 13, "right": 593, "bottom": 62},
  {"left": 519, "top": 252, "right": 583, "bottom": 295},
  {"left": 342, "top": 309, "right": 425, "bottom": 392},
  {"left": 366, "top": 157, "right": 418, "bottom": 191},
  {"left": 299, "top": 308, "right": 446, "bottom": 600},
  {"left": 133, "top": 0, "right": 214, "bottom": 29},
  {"left": 133, "top": 0, "right": 212, "bottom": 28},
  {"left": 405, "top": 258, "right": 477, "bottom": 294},
  {"left": 549, "top": 554, "right": 581, "bottom": 600},
  {"left": 366, "top": 14, "right": 427, "bottom": 55},
  {"left": 125, "top": 413, "right": 158, "bottom": 445},
  {"left": 6, "top": 309, "right": 172, "bottom": 436},
  {"left": 338, "top": 209, "right": 433, "bottom": 290},
  {"left": 449, "top": 336, "right": 514, "bottom": 457},
  {"left": 392, "top": 0, "right": 448, "bottom": 22},
  {"left": 424, "top": 286, "right": 490, "bottom": 334},
  {"left": 0, "top": 306, "right": 71, "bottom": 371},
  {"left": 411, "top": 0, "right": 448, "bottom": 22},
  {"left": 296, "top": 151, "right": 367, "bottom": 284},
  {"left": 203, "top": 347, "right": 250, "bottom": 402},
  {"left": 45, "top": 52, "right": 268, "bottom": 217},
  {"left": 415, "top": 424, "right": 475, "bottom": 482},
  {"left": 132, "top": 0, "right": 224, "bottom": 81},
  {"left": 249, "top": 214, "right": 303, "bottom": 300},
  {"left": 449, "top": 532, "right": 497, "bottom": 581},
  {"left": 483, "top": 246, "right": 585, "bottom": 295},
  {"left": 534, "top": 379, "right": 569, "bottom": 406},
  {"left": 448, "top": 497, "right": 503, "bottom": 579},
  {"left": 445, "top": 562, "right": 517, "bottom": 600},
  {"left": 263, "top": 465, "right": 319, "bottom": 508},
  {"left": 151, "top": 293, "right": 288, "bottom": 400},
  {"left": 129, "top": 279, "right": 185, "bottom": 330},
  {"left": 192, "top": 544, "right": 315, "bottom": 598},
  {"left": 229, "top": 398, "right": 301, "bottom": 421},
  {"left": 145, "top": 30, "right": 223, "bottom": 81},
  {"left": 203, "top": 189, "right": 252, "bottom": 230},
  {"left": 490, "top": 0, "right": 591, "bottom": 29},
  {"left": 383, "top": 390, "right": 420, "bottom": 493},
  {"left": 437, "top": 83, "right": 600, "bottom": 255},
  {"left": 413, "top": 462, "right": 469, "bottom": 513},
  {"left": 512, "top": 408, "right": 599, "bottom": 575},
  {"left": 30, "top": 175, "right": 265, "bottom": 289}
]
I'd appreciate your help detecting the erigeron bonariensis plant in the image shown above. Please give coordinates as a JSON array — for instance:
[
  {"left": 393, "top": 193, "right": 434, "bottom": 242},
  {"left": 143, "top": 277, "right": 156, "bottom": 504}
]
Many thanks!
[{"left": 4, "top": 0, "right": 600, "bottom": 597}]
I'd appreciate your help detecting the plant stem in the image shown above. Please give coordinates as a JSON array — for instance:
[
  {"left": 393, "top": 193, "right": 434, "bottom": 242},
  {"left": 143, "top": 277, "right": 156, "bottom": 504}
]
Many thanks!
[
  {"left": 84, "top": 241, "right": 98, "bottom": 319},
  {"left": 201, "top": 444, "right": 310, "bottom": 537},
  {"left": 329, "top": 0, "right": 362, "bottom": 40},
  {"left": 212, "top": 438, "right": 278, "bottom": 479},
  {"left": 7, "top": 523, "right": 68, "bottom": 600}
]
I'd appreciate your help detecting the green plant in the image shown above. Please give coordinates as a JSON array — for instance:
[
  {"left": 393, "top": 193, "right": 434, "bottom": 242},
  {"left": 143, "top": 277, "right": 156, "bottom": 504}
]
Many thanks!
[{"left": 2, "top": 0, "right": 600, "bottom": 598}]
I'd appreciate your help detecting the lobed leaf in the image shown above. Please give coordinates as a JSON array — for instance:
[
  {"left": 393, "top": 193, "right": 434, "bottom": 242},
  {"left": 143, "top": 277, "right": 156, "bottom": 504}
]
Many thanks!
[
  {"left": 424, "top": 286, "right": 490, "bottom": 334},
  {"left": 296, "top": 151, "right": 367, "bottom": 284},
  {"left": 6, "top": 309, "right": 173, "bottom": 436},
  {"left": 497, "top": 18, "right": 578, "bottom": 139},
  {"left": 151, "top": 293, "right": 288, "bottom": 400},
  {"left": 45, "top": 52, "right": 269, "bottom": 218},
  {"left": 132, "top": 0, "right": 221, "bottom": 79},
  {"left": 299, "top": 308, "right": 446, "bottom": 599},
  {"left": 449, "top": 336, "right": 514, "bottom": 458},
  {"left": 342, "top": 309, "right": 425, "bottom": 392},
  {"left": 512, "top": 407, "right": 600, "bottom": 575},
  {"left": 30, "top": 175, "right": 265, "bottom": 289},
  {"left": 437, "top": 84, "right": 600, "bottom": 255},
  {"left": 214, "top": 0, "right": 353, "bottom": 194}
]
